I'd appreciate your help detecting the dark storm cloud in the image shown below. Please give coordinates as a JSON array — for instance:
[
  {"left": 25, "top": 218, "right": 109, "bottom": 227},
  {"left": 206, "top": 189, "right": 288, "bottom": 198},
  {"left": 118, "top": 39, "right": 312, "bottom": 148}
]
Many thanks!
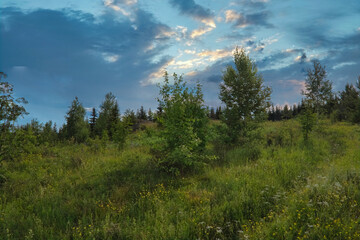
[
  {"left": 0, "top": 7, "right": 172, "bottom": 123},
  {"left": 168, "top": 0, "right": 214, "bottom": 22}
]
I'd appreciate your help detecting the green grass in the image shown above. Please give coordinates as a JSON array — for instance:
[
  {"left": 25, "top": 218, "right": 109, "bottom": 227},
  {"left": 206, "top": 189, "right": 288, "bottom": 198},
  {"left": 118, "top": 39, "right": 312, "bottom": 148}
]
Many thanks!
[{"left": 1, "top": 120, "right": 360, "bottom": 239}]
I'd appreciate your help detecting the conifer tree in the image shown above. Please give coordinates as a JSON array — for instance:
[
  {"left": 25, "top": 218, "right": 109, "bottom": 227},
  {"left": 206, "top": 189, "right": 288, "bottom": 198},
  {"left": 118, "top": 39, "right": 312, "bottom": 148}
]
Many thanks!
[
  {"left": 89, "top": 107, "right": 97, "bottom": 137},
  {"left": 95, "top": 92, "right": 120, "bottom": 139},
  {"left": 64, "top": 97, "right": 89, "bottom": 143}
]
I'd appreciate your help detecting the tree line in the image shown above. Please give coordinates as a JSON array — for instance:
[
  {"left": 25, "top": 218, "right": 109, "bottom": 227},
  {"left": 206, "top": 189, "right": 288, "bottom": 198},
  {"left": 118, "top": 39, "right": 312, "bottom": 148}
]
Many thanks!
[{"left": 1, "top": 48, "right": 359, "bottom": 173}]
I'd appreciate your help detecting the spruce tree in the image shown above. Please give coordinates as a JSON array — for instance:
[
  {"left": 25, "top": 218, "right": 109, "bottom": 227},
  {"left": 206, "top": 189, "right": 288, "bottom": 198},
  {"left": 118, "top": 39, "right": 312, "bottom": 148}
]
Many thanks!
[
  {"left": 64, "top": 97, "right": 89, "bottom": 143},
  {"left": 89, "top": 107, "right": 97, "bottom": 137}
]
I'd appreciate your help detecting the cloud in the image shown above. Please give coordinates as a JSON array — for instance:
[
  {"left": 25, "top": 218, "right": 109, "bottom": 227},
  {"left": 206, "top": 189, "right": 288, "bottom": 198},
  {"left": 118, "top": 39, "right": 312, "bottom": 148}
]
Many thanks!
[
  {"left": 294, "top": 53, "right": 307, "bottom": 63},
  {"left": 225, "top": 9, "right": 273, "bottom": 28},
  {"left": 225, "top": 10, "right": 242, "bottom": 24},
  {"left": 197, "top": 49, "right": 233, "bottom": 61},
  {"left": 105, "top": 0, "right": 137, "bottom": 6},
  {"left": 0, "top": 7, "right": 172, "bottom": 124},
  {"left": 332, "top": 62, "right": 356, "bottom": 70},
  {"left": 190, "top": 26, "right": 214, "bottom": 39},
  {"left": 168, "top": 0, "right": 215, "bottom": 27}
]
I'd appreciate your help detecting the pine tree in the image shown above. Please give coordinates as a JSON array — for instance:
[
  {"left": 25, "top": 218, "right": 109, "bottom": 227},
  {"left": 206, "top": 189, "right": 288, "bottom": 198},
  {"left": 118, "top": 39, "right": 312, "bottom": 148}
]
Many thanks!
[
  {"left": 95, "top": 92, "right": 120, "bottom": 139},
  {"left": 209, "top": 107, "right": 216, "bottom": 119},
  {"left": 338, "top": 84, "right": 359, "bottom": 122},
  {"left": 89, "top": 107, "right": 97, "bottom": 137},
  {"left": 215, "top": 106, "right": 222, "bottom": 120},
  {"left": 283, "top": 104, "right": 291, "bottom": 120},
  {"left": 147, "top": 108, "right": 153, "bottom": 121},
  {"left": 137, "top": 106, "right": 147, "bottom": 121},
  {"left": 64, "top": 97, "right": 89, "bottom": 143}
]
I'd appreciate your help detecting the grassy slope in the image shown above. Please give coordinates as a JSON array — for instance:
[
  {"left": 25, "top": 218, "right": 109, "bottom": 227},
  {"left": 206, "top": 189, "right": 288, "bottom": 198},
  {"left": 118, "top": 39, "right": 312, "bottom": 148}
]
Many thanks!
[{"left": 0, "top": 120, "right": 360, "bottom": 239}]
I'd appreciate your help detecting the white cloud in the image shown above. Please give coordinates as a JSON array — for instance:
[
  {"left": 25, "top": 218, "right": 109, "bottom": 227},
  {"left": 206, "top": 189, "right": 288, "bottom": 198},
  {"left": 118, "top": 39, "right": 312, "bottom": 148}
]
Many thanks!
[
  {"left": 190, "top": 26, "right": 214, "bottom": 39},
  {"left": 142, "top": 58, "right": 175, "bottom": 86},
  {"left": 103, "top": 0, "right": 135, "bottom": 21},
  {"left": 155, "top": 27, "right": 175, "bottom": 39},
  {"left": 184, "top": 49, "right": 196, "bottom": 54},
  {"left": 332, "top": 62, "right": 356, "bottom": 70},
  {"left": 279, "top": 79, "right": 306, "bottom": 93},
  {"left": 186, "top": 71, "right": 197, "bottom": 76},
  {"left": 174, "top": 25, "right": 188, "bottom": 41},
  {"left": 197, "top": 49, "right": 233, "bottom": 61},
  {"left": 201, "top": 18, "right": 216, "bottom": 28},
  {"left": 123, "top": 0, "right": 137, "bottom": 5},
  {"left": 172, "top": 58, "right": 204, "bottom": 69},
  {"left": 225, "top": 10, "right": 242, "bottom": 23},
  {"left": 103, "top": 53, "right": 120, "bottom": 63}
]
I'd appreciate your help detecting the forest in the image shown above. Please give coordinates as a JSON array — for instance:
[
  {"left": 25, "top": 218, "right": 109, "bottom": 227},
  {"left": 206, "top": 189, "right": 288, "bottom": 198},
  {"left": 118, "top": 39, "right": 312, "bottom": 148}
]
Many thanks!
[{"left": 1, "top": 48, "right": 360, "bottom": 239}]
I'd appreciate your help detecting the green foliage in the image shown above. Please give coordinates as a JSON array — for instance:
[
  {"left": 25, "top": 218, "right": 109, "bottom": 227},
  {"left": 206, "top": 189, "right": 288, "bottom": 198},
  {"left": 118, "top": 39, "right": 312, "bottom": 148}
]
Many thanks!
[
  {"left": 39, "top": 120, "right": 58, "bottom": 145},
  {"left": 302, "top": 60, "right": 333, "bottom": 115},
  {"left": 95, "top": 92, "right": 121, "bottom": 139},
  {"left": 0, "top": 127, "right": 38, "bottom": 161},
  {"left": 64, "top": 97, "right": 89, "bottom": 143},
  {"left": 0, "top": 72, "right": 28, "bottom": 131},
  {"left": 112, "top": 121, "right": 129, "bottom": 149},
  {"left": 0, "top": 120, "right": 360, "bottom": 239},
  {"left": 219, "top": 47, "right": 271, "bottom": 144},
  {"left": 299, "top": 107, "right": 317, "bottom": 141},
  {"left": 154, "top": 72, "right": 209, "bottom": 174},
  {"left": 337, "top": 83, "right": 360, "bottom": 123},
  {"left": 123, "top": 109, "right": 138, "bottom": 131}
]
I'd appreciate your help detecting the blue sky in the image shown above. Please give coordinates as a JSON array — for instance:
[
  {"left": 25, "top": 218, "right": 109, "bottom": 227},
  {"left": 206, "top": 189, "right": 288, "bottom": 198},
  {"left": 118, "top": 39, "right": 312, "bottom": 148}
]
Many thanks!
[{"left": 1, "top": 0, "right": 359, "bottom": 125}]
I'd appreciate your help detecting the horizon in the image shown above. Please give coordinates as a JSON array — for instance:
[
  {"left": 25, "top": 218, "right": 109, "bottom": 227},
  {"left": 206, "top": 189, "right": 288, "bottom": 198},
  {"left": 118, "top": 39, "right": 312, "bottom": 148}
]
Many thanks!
[{"left": 1, "top": 0, "right": 359, "bottom": 126}]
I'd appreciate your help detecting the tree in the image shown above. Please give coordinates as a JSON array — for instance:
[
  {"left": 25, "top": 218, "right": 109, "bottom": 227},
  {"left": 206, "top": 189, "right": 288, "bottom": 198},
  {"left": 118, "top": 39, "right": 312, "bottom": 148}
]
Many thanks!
[
  {"left": 64, "top": 97, "right": 89, "bottom": 143},
  {"left": 215, "top": 106, "right": 222, "bottom": 120},
  {"left": 354, "top": 76, "right": 360, "bottom": 123},
  {"left": 123, "top": 109, "right": 138, "bottom": 131},
  {"left": 302, "top": 60, "right": 333, "bottom": 115},
  {"left": 89, "top": 107, "right": 97, "bottom": 137},
  {"left": 300, "top": 106, "right": 316, "bottom": 141},
  {"left": 147, "top": 108, "right": 153, "bottom": 121},
  {"left": 136, "top": 106, "right": 147, "bottom": 121},
  {"left": 219, "top": 47, "right": 271, "bottom": 144},
  {"left": 39, "top": 120, "right": 58, "bottom": 145},
  {"left": 209, "top": 107, "right": 216, "bottom": 119},
  {"left": 95, "top": 92, "right": 120, "bottom": 139},
  {"left": 0, "top": 72, "right": 28, "bottom": 131},
  {"left": 283, "top": 104, "right": 292, "bottom": 120},
  {"left": 337, "top": 84, "right": 359, "bottom": 122},
  {"left": 155, "top": 72, "right": 209, "bottom": 174},
  {"left": 0, "top": 72, "right": 29, "bottom": 161}
]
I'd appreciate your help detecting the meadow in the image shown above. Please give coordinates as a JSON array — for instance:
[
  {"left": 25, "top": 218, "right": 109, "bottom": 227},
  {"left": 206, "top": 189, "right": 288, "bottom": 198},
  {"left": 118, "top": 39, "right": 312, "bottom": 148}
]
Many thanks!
[{"left": 1, "top": 119, "right": 359, "bottom": 239}]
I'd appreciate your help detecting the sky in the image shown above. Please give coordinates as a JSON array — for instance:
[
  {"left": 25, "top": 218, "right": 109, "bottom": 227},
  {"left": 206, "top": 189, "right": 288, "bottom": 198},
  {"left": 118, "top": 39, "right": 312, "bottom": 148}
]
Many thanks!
[{"left": 1, "top": 0, "right": 359, "bottom": 125}]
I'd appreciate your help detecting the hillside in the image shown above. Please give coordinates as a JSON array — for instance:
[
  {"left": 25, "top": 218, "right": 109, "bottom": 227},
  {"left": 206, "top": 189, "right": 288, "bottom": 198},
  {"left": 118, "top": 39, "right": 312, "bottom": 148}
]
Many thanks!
[{"left": 1, "top": 120, "right": 359, "bottom": 239}]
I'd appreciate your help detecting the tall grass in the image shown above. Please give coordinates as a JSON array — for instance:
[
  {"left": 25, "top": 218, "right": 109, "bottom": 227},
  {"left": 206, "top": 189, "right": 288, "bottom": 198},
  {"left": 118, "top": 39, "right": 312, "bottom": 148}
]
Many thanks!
[{"left": 0, "top": 120, "right": 359, "bottom": 239}]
